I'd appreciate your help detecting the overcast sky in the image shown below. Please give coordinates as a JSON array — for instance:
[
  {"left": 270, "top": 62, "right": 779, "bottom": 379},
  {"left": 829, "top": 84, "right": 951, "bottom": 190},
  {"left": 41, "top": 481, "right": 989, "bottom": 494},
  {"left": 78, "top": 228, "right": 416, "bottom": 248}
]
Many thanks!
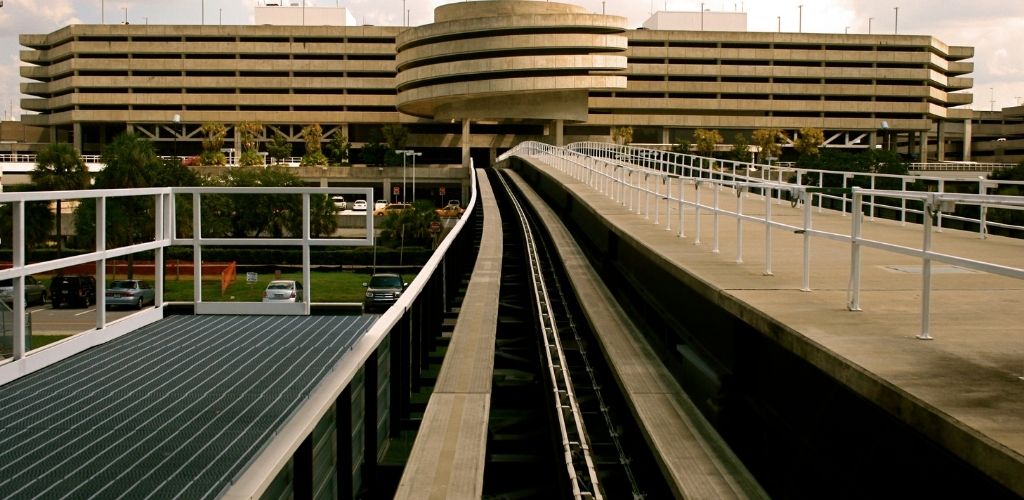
[{"left": 1, "top": 0, "right": 1022, "bottom": 121}]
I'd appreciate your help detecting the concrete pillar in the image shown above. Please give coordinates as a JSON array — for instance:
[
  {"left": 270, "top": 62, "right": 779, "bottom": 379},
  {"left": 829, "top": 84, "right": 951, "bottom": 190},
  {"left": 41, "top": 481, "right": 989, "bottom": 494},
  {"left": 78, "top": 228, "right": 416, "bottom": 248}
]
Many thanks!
[
  {"left": 73, "top": 123, "right": 82, "bottom": 153},
  {"left": 461, "top": 119, "right": 470, "bottom": 168},
  {"left": 489, "top": 147, "right": 496, "bottom": 167},
  {"left": 936, "top": 120, "right": 946, "bottom": 162},
  {"left": 869, "top": 131, "right": 878, "bottom": 149},
  {"left": 963, "top": 118, "right": 972, "bottom": 162},
  {"left": 553, "top": 119, "right": 564, "bottom": 147},
  {"left": 918, "top": 130, "right": 928, "bottom": 163},
  {"left": 662, "top": 127, "right": 671, "bottom": 145},
  {"left": 382, "top": 178, "right": 392, "bottom": 203}
]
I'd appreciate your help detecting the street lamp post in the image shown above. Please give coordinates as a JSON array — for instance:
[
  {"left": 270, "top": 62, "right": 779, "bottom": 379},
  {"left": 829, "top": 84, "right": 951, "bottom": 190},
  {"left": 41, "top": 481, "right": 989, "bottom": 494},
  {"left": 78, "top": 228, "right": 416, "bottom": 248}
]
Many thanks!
[
  {"left": 396, "top": 150, "right": 412, "bottom": 203},
  {"left": 894, "top": 7, "right": 899, "bottom": 34},
  {"left": 409, "top": 151, "right": 422, "bottom": 202},
  {"left": 798, "top": 5, "right": 802, "bottom": 33},
  {"left": 868, "top": 17, "right": 873, "bottom": 34}
]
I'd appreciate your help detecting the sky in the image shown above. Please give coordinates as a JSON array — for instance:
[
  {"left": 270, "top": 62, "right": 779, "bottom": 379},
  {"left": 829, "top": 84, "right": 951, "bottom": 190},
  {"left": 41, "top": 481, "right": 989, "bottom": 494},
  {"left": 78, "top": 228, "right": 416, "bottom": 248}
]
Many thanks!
[{"left": 1, "top": 0, "right": 1023, "bottom": 121}]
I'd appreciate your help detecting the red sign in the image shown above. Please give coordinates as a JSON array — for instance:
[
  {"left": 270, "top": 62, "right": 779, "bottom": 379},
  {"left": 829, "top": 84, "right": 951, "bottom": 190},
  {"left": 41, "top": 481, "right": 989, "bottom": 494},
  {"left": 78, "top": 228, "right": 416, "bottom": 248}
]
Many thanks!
[
  {"left": 439, "top": 186, "right": 446, "bottom": 196},
  {"left": 429, "top": 221, "right": 441, "bottom": 233},
  {"left": 393, "top": 186, "right": 400, "bottom": 195}
]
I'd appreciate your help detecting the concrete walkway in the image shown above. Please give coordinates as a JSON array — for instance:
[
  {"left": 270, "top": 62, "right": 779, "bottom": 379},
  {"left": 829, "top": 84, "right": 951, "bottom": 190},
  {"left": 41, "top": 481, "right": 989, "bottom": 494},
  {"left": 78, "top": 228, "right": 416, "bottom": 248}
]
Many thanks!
[{"left": 525, "top": 155, "right": 1024, "bottom": 495}]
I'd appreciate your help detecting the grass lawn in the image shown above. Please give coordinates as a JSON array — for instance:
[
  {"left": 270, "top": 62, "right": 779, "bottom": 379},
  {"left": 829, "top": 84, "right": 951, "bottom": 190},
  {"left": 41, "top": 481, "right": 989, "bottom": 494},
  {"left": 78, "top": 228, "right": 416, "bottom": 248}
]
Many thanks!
[{"left": 162, "top": 270, "right": 415, "bottom": 303}]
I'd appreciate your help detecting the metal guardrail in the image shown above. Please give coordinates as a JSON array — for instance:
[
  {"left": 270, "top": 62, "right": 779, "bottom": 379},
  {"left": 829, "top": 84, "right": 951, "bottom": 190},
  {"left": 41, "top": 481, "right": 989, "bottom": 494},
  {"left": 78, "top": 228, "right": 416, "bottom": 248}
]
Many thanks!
[{"left": 499, "top": 141, "right": 1024, "bottom": 340}]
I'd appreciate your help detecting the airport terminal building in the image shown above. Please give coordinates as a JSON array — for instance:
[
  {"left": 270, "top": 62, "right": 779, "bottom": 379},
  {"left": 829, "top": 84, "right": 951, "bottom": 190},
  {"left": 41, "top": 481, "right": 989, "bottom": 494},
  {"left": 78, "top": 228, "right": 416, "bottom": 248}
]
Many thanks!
[{"left": 14, "top": 0, "right": 1022, "bottom": 167}]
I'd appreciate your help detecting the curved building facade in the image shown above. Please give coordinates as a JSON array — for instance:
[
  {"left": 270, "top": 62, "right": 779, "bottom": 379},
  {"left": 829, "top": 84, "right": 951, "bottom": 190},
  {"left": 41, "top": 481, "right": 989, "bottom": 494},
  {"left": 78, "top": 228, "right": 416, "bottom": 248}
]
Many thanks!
[
  {"left": 395, "top": 1, "right": 627, "bottom": 122},
  {"left": 16, "top": 0, "right": 1003, "bottom": 167}
]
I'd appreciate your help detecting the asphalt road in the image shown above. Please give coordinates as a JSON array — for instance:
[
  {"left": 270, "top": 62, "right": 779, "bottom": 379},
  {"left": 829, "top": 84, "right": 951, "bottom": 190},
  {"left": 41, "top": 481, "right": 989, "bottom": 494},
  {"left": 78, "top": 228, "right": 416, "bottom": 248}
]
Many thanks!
[{"left": 25, "top": 302, "right": 144, "bottom": 335}]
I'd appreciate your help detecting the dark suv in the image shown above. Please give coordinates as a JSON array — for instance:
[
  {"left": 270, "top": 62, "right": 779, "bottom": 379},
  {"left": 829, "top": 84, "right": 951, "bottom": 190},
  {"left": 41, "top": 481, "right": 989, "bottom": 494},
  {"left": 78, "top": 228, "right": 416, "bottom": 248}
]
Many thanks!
[
  {"left": 50, "top": 275, "right": 97, "bottom": 309},
  {"left": 362, "top": 273, "right": 407, "bottom": 313}
]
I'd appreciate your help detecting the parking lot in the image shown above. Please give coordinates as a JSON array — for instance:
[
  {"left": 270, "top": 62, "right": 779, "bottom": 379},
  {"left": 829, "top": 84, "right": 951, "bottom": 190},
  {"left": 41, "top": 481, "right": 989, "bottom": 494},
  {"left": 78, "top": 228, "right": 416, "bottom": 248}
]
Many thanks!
[{"left": 22, "top": 302, "right": 142, "bottom": 336}]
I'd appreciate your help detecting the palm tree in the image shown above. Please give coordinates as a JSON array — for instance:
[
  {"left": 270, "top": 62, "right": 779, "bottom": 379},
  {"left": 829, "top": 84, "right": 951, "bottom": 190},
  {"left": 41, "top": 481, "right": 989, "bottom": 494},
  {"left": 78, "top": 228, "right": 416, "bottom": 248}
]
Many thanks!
[
  {"left": 95, "top": 132, "right": 163, "bottom": 279},
  {"left": 31, "top": 142, "right": 89, "bottom": 256}
]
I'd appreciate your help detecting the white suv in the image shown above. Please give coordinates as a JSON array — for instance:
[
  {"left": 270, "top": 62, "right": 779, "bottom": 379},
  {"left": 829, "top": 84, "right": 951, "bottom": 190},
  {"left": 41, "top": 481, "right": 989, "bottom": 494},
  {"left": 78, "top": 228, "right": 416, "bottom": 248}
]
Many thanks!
[{"left": 332, "top": 195, "right": 347, "bottom": 210}]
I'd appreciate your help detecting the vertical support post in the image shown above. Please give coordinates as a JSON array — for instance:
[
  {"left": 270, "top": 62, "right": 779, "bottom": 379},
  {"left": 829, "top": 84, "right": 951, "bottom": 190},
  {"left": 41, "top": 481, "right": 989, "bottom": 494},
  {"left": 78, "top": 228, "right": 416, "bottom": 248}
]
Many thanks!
[
  {"left": 936, "top": 179, "right": 946, "bottom": 232},
  {"left": 734, "top": 187, "right": 743, "bottom": 263},
  {"left": 801, "top": 192, "right": 812, "bottom": 292},
  {"left": 155, "top": 193, "right": 166, "bottom": 308},
  {"left": 918, "top": 201, "right": 935, "bottom": 340},
  {"left": 96, "top": 196, "right": 107, "bottom": 329},
  {"left": 869, "top": 175, "right": 877, "bottom": 220},
  {"left": 461, "top": 119, "right": 471, "bottom": 168},
  {"left": 293, "top": 434, "right": 313, "bottom": 499},
  {"left": 12, "top": 200, "right": 25, "bottom": 359},
  {"left": 901, "top": 178, "right": 908, "bottom": 226},
  {"left": 336, "top": 386, "right": 353, "bottom": 500},
  {"left": 302, "top": 193, "right": 312, "bottom": 315},
  {"left": 653, "top": 174, "right": 660, "bottom": 224},
  {"left": 677, "top": 180, "right": 686, "bottom": 238},
  {"left": 644, "top": 173, "right": 651, "bottom": 219},
  {"left": 694, "top": 181, "right": 702, "bottom": 245},
  {"left": 764, "top": 187, "right": 773, "bottom": 275},
  {"left": 842, "top": 174, "right": 850, "bottom": 216},
  {"left": 193, "top": 192, "right": 203, "bottom": 305},
  {"left": 712, "top": 181, "right": 720, "bottom": 253},
  {"left": 391, "top": 311, "right": 409, "bottom": 436},
  {"left": 363, "top": 350, "right": 379, "bottom": 489},
  {"left": 848, "top": 189, "right": 863, "bottom": 311},
  {"left": 664, "top": 176, "right": 671, "bottom": 231}
]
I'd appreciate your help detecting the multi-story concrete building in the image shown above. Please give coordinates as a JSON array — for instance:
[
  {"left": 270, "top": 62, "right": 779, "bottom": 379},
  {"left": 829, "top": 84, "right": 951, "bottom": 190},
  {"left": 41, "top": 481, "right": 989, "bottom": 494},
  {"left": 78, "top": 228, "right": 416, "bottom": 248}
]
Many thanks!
[{"left": 16, "top": 0, "right": 1017, "bottom": 170}]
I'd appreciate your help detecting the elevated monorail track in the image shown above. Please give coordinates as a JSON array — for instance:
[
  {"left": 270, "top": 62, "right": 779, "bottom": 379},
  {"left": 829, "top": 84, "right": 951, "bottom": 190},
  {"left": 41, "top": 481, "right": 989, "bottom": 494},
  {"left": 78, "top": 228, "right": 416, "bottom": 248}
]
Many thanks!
[{"left": 398, "top": 167, "right": 762, "bottom": 498}]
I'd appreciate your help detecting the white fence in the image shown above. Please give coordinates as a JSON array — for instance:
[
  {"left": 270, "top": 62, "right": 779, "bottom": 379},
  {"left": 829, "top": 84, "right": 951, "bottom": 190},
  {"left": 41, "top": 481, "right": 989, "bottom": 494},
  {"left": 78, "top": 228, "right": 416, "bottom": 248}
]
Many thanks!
[{"left": 499, "top": 141, "right": 1024, "bottom": 340}]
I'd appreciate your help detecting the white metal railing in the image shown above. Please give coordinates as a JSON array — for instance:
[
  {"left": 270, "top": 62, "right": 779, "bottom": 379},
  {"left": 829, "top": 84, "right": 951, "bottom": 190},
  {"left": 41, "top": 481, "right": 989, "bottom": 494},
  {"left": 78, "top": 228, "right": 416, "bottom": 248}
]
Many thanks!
[
  {"left": 499, "top": 141, "right": 1024, "bottom": 340},
  {"left": 0, "top": 185, "right": 375, "bottom": 380}
]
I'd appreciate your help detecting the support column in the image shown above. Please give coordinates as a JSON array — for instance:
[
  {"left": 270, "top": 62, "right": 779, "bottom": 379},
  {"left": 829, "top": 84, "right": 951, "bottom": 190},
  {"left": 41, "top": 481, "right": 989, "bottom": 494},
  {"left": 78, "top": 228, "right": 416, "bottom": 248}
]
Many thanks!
[
  {"left": 662, "top": 127, "right": 671, "bottom": 146},
  {"left": 382, "top": 178, "right": 392, "bottom": 203},
  {"left": 963, "top": 118, "right": 972, "bottom": 162},
  {"left": 73, "top": 123, "right": 83, "bottom": 153},
  {"left": 293, "top": 435, "right": 313, "bottom": 499},
  {"left": 918, "top": 130, "right": 928, "bottom": 163},
  {"left": 461, "top": 118, "right": 471, "bottom": 168},
  {"left": 936, "top": 120, "right": 946, "bottom": 162},
  {"left": 869, "top": 131, "right": 878, "bottom": 149},
  {"left": 553, "top": 119, "right": 564, "bottom": 147}
]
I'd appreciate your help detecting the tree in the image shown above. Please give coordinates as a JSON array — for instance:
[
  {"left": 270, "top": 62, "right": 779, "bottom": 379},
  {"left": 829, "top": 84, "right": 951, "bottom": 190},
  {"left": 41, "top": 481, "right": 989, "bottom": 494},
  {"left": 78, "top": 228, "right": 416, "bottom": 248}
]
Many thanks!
[
  {"left": 794, "top": 127, "right": 825, "bottom": 158},
  {"left": 611, "top": 126, "right": 633, "bottom": 145},
  {"left": 266, "top": 130, "right": 293, "bottom": 165},
  {"left": 300, "top": 124, "right": 328, "bottom": 167},
  {"left": 31, "top": 142, "right": 89, "bottom": 256},
  {"left": 0, "top": 185, "right": 54, "bottom": 251},
  {"left": 752, "top": 128, "right": 785, "bottom": 164},
  {"left": 359, "top": 140, "right": 387, "bottom": 167},
  {"left": 381, "top": 124, "right": 408, "bottom": 166},
  {"left": 237, "top": 121, "right": 264, "bottom": 167},
  {"left": 693, "top": 128, "right": 723, "bottom": 158},
  {"left": 326, "top": 132, "right": 350, "bottom": 165},
  {"left": 730, "top": 132, "right": 753, "bottom": 163},
  {"left": 200, "top": 122, "right": 228, "bottom": 166},
  {"left": 378, "top": 199, "right": 439, "bottom": 248}
]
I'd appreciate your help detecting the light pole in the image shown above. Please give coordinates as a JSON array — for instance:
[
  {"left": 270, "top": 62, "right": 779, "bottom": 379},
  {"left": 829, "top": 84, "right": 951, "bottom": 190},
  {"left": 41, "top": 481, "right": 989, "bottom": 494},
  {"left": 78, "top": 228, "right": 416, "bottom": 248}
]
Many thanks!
[
  {"left": 408, "top": 151, "right": 422, "bottom": 202},
  {"left": 798, "top": 5, "right": 802, "bottom": 33},
  {"left": 868, "top": 17, "right": 873, "bottom": 34},
  {"left": 893, "top": 7, "right": 899, "bottom": 34},
  {"left": 396, "top": 150, "right": 412, "bottom": 203},
  {"left": 777, "top": 16, "right": 781, "bottom": 32}
]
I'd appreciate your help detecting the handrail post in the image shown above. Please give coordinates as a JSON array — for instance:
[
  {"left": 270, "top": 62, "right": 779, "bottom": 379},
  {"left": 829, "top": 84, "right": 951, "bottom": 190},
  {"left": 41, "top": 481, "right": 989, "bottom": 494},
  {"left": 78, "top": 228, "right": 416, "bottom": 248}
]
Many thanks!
[
  {"left": 900, "top": 178, "right": 908, "bottom": 226},
  {"left": 802, "top": 191, "right": 812, "bottom": 292},
  {"left": 869, "top": 175, "right": 876, "bottom": 221},
  {"left": 664, "top": 175, "right": 671, "bottom": 231},
  {"left": 678, "top": 179, "right": 687, "bottom": 238},
  {"left": 694, "top": 180, "right": 703, "bottom": 245},
  {"left": 918, "top": 199, "right": 935, "bottom": 340},
  {"left": 936, "top": 179, "right": 946, "bottom": 232},
  {"left": 764, "top": 185, "right": 773, "bottom": 276},
  {"left": 654, "top": 174, "right": 661, "bottom": 225},
  {"left": 644, "top": 173, "right": 651, "bottom": 219},
  {"left": 848, "top": 189, "right": 863, "bottom": 310},
  {"left": 712, "top": 180, "right": 720, "bottom": 253},
  {"left": 735, "top": 186, "right": 744, "bottom": 263},
  {"left": 12, "top": 200, "right": 25, "bottom": 360}
]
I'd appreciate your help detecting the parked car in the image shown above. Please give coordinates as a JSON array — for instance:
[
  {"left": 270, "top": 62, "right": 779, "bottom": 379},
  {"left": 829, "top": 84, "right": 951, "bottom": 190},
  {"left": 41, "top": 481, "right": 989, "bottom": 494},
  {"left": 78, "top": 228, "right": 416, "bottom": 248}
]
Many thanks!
[
  {"left": 50, "top": 275, "right": 97, "bottom": 309},
  {"left": 263, "top": 280, "right": 302, "bottom": 303},
  {"left": 352, "top": 199, "right": 368, "bottom": 211},
  {"left": 373, "top": 202, "right": 411, "bottom": 216},
  {"left": 374, "top": 200, "right": 388, "bottom": 211},
  {"left": 105, "top": 279, "right": 156, "bottom": 310},
  {"left": 332, "top": 195, "right": 347, "bottom": 210},
  {"left": 435, "top": 200, "right": 465, "bottom": 218},
  {"left": 363, "top": 273, "right": 407, "bottom": 313},
  {"left": 0, "top": 276, "right": 47, "bottom": 306}
]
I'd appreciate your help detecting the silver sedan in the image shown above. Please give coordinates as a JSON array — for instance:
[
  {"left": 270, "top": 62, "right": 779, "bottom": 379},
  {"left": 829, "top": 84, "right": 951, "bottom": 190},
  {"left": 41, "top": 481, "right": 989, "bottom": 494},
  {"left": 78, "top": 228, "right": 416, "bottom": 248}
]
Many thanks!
[{"left": 105, "top": 280, "right": 156, "bottom": 309}]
